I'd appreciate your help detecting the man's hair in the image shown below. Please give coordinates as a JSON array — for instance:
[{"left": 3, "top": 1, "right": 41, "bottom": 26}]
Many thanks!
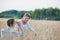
[
  {"left": 23, "top": 13, "right": 31, "bottom": 19},
  {"left": 7, "top": 19, "right": 15, "bottom": 27}
]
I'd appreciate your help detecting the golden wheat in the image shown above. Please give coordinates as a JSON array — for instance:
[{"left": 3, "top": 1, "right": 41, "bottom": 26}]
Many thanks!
[{"left": 0, "top": 18, "right": 60, "bottom": 40}]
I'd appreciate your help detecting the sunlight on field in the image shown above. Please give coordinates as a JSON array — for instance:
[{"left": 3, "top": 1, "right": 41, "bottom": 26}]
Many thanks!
[{"left": 0, "top": 18, "right": 60, "bottom": 40}]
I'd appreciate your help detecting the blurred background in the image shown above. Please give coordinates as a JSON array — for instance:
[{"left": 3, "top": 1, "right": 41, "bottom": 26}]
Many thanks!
[
  {"left": 0, "top": 0, "right": 60, "bottom": 40},
  {"left": 0, "top": 0, "right": 60, "bottom": 20}
]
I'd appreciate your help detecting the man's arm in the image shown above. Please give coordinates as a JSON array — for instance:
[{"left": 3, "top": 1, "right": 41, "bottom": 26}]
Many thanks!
[
  {"left": 28, "top": 23, "right": 37, "bottom": 36},
  {"left": 16, "top": 21, "right": 24, "bottom": 32}
]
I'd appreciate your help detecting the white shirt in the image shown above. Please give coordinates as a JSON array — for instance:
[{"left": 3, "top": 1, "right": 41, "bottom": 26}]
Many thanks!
[
  {"left": 17, "top": 19, "right": 34, "bottom": 32},
  {"left": 15, "top": 19, "right": 34, "bottom": 36}
]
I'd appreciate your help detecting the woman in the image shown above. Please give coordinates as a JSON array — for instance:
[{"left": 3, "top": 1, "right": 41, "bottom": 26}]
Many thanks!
[{"left": 1, "top": 19, "right": 19, "bottom": 40}]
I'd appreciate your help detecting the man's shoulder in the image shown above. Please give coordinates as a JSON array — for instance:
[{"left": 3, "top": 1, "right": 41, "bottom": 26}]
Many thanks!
[
  {"left": 27, "top": 22, "right": 30, "bottom": 24},
  {"left": 17, "top": 19, "right": 22, "bottom": 22}
]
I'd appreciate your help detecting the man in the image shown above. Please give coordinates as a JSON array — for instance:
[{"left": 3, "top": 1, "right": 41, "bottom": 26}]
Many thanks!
[{"left": 17, "top": 13, "right": 37, "bottom": 36}]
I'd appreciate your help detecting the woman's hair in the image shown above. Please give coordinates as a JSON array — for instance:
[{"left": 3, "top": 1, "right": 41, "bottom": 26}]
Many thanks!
[
  {"left": 7, "top": 19, "right": 15, "bottom": 27},
  {"left": 23, "top": 13, "right": 31, "bottom": 19}
]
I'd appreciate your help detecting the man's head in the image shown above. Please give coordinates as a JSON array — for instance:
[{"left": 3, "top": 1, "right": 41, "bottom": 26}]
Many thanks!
[
  {"left": 22, "top": 13, "right": 30, "bottom": 23},
  {"left": 7, "top": 19, "right": 15, "bottom": 27}
]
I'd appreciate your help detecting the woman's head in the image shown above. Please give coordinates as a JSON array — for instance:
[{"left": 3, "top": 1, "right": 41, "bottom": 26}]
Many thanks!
[
  {"left": 22, "top": 13, "right": 30, "bottom": 23},
  {"left": 7, "top": 19, "right": 16, "bottom": 27}
]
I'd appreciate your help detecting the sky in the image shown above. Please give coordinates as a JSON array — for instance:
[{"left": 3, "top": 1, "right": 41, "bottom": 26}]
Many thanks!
[{"left": 0, "top": 0, "right": 60, "bottom": 12}]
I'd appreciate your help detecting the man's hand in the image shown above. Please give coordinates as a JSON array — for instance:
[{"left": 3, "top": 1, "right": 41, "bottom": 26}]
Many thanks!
[{"left": 33, "top": 32, "right": 37, "bottom": 36}]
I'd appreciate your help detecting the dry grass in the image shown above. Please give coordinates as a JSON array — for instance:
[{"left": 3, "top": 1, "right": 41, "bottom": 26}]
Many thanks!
[{"left": 0, "top": 18, "right": 60, "bottom": 40}]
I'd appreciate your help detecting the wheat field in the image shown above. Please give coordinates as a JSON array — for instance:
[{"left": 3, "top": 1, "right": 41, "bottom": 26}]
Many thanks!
[{"left": 0, "top": 18, "right": 60, "bottom": 40}]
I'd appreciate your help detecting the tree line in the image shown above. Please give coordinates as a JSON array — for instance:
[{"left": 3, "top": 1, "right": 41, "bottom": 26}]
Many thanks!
[{"left": 0, "top": 7, "right": 60, "bottom": 20}]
